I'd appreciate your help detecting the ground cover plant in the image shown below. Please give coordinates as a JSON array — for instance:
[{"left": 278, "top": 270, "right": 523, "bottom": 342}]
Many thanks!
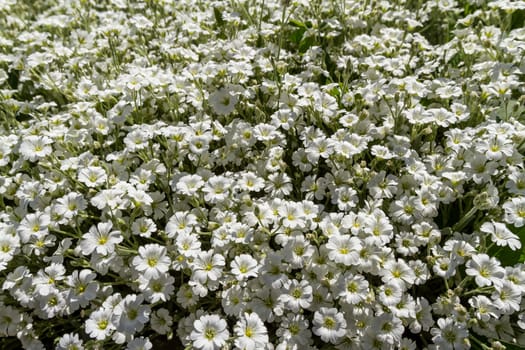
[{"left": 0, "top": 0, "right": 525, "bottom": 349}]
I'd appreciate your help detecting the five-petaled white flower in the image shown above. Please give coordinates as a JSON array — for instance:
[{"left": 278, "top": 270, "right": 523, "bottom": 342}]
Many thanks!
[
  {"left": 466, "top": 253, "right": 505, "bottom": 287},
  {"left": 79, "top": 222, "right": 123, "bottom": 256},
  {"left": 190, "top": 314, "right": 230, "bottom": 350},
  {"left": 312, "top": 307, "right": 347, "bottom": 344},
  {"left": 132, "top": 244, "right": 171, "bottom": 280}
]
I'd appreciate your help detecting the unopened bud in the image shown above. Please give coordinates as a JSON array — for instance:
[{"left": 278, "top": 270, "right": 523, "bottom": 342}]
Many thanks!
[
  {"left": 491, "top": 341, "right": 505, "bottom": 350},
  {"left": 473, "top": 192, "right": 491, "bottom": 210},
  {"left": 468, "top": 318, "right": 478, "bottom": 328},
  {"left": 422, "top": 127, "right": 433, "bottom": 135}
]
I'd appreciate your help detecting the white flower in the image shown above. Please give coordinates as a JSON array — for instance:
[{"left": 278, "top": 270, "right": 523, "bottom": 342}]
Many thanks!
[
  {"left": 399, "top": 338, "right": 417, "bottom": 350},
  {"left": 19, "top": 135, "right": 53, "bottom": 161},
  {"left": 378, "top": 282, "right": 404, "bottom": 306},
  {"left": 124, "top": 129, "right": 151, "bottom": 152},
  {"left": 479, "top": 136, "right": 513, "bottom": 161},
  {"left": 410, "top": 297, "right": 434, "bottom": 333},
  {"left": 85, "top": 308, "right": 115, "bottom": 340},
  {"left": 381, "top": 259, "right": 416, "bottom": 288},
  {"left": 139, "top": 273, "right": 175, "bottom": 303},
  {"left": 430, "top": 318, "right": 469, "bottom": 350},
  {"left": 292, "top": 148, "right": 313, "bottom": 172},
  {"left": 66, "top": 269, "right": 99, "bottom": 309},
  {"left": 174, "top": 174, "right": 205, "bottom": 196},
  {"left": 112, "top": 294, "right": 150, "bottom": 334},
  {"left": 312, "top": 307, "right": 347, "bottom": 344},
  {"left": 190, "top": 314, "right": 230, "bottom": 350},
  {"left": 126, "top": 337, "right": 153, "bottom": 350},
  {"left": 491, "top": 280, "right": 522, "bottom": 314},
  {"left": 209, "top": 87, "right": 238, "bottom": 115},
  {"left": 34, "top": 263, "right": 66, "bottom": 296},
  {"left": 265, "top": 172, "right": 293, "bottom": 197},
  {"left": 506, "top": 171, "right": 525, "bottom": 195},
  {"left": 150, "top": 308, "right": 173, "bottom": 335},
  {"left": 56, "top": 332, "right": 84, "bottom": 350},
  {"left": 230, "top": 254, "right": 259, "bottom": 281},
  {"left": 502, "top": 196, "right": 525, "bottom": 227},
  {"left": 189, "top": 134, "right": 212, "bottom": 155},
  {"left": 176, "top": 232, "right": 201, "bottom": 257},
  {"left": 132, "top": 243, "right": 171, "bottom": 280},
  {"left": 469, "top": 295, "right": 500, "bottom": 322},
  {"left": 234, "top": 313, "right": 269, "bottom": 350},
  {"left": 464, "top": 155, "right": 499, "bottom": 185},
  {"left": 282, "top": 235, "right": 316, "bottom": 268},
  {"left": 131, "top": 217, "right": 157, "bottom": 238},
  {"left": 275, "top": 313, "right": 312, "bottom": 347},
  {"left": 326, "top": 234, "right": 360, "bottom": 266},
  {"left": 191, "top": 250, "right": 225, "bottom": 284},
  {"left": 480, "top": 221, "right": 521, "bottom": 250},
  {"left": 0, "top": 234, "right": 20, "bottom": 267},
  {"left": 177, "top": 283, "right": 201, "bottom": 309},
  {"left": 127, "top": 187, "right": 153, "bottom": 209},
  {"left": 221, "top": 285, "right": 248, "bottom": 317},
  {"left": 372, "top": 313, "right": 404, "bottom": 345},
  {"left": 278, "top": 201, "right": 306, "bottom": 229},
  {"left": 89, "top": 251, "right": 124, "bottom": 276},
  {"left": 78, "top": 166, "right": 108, "bottom": 188},
  {"left": 54, "top": 192, "right": 87, "bottom": 221},
  {"left": 427, "top": 107, "right": 457, "bottom": 127},
  {"left": 443, "top": 240, "right": 475, "bottom": 265},
  {"left": 35, "top": 289, "right": 66, "bottom": 319},
  {"left": 90, "top": 188, "right": 126, "bottom": 211},
  {"left": 202, "top": 175, "right": 233, "bottom": 203},
  {"left": 166, "top": 211, "right": 198, "bottom": 237},
  {"left": 506, "top": 265, "right": 525, "bottom": 293},
  {"left": 279, "top": 279, "right": 313, "bottom": 313},
  {"left": 79, "top": 222, "right": 123, "bottom": 256},
  {"left": 0, "top": 305, "right": 21, "bottom": 337},
  {"left": 336, "top": 272, "right": 368, "bottom": 305},
  {"left": 17, "top": 211, "right": 50, "bottom": 243},
  {"left": 466, "top": 254, "right": 505, "bottom": 287}
]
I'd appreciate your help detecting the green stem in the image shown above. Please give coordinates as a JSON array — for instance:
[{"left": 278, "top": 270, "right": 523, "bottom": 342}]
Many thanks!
[
  {"left": 470, "top": 335, "right": 491, "bottom": 350},
  {"left": 50, "top": 228, "right": 81, "bottom": 239},
  {"left": 452, "top": 206, "right": 477, "bottom": 232},
  {"left": 456, "top": 276, "right": 473, "bottom": 290},
  {"left": 462, "top": 286, "right": 494, "bottom": 297}
]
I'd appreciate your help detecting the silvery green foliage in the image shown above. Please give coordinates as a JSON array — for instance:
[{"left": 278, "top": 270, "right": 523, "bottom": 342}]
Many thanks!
[{"left": 0, "top": 0, "right": 524, "bottom": 349}]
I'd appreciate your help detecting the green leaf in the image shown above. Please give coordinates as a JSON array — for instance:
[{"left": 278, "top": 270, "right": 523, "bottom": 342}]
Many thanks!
[
  {"left": 289, "top": 27, "right": 306, "bottom": 44},
  {"left": 7, "top": 69, "right": 20, "bottom": 89},
  {"left": 498, "top": 225, "right": 525, "bottom": 266},
  {"left": 517, "top": 225, "right": 525, "bottom": 240},
  {"left": 496, "top": 99, "right": 525, "bottom": 122},
  {"left": 501, "top": 342, "right": 525, "bottom": 350},
  {"left": 289, "top": 19, "right": 307, "bottom": 28},
  {"left": 298, "top": 36, "right": 316, "bottom": 53},
  {"left": 511, "top": 9, "right": 525, "bottom": 30},
  {"left": 517, "top": 225, "right": 525, "bottom": 263},
  {"left": 488, "top": 225, "right": 525, "bottom": 266},
  {"left": 213, "top": 7, "right": 224, "bottom": 27},
  {"left": 494, "top": 246, "right": 522, "bottom": 266},
  {"left": 15, "top": 112, "right": 33, "bottom": 122}
]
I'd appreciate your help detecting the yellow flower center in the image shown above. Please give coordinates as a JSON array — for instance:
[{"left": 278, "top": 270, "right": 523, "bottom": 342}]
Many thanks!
[
  {"left": 245, "top": 327, "right": 254, "bottom": 337},
  {"left": 147, "top": 258, "right": 158, "bottom": 267},
  {"left": 323, "top": 317, "right": 335, "bottom": 329}
]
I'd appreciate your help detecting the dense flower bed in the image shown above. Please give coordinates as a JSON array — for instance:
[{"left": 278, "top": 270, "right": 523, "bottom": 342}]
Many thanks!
[{"left": 1, "top": 0, "right": 525, "bottom": 349}]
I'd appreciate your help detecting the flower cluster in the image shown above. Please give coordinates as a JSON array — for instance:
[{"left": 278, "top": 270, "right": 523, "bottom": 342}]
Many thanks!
[{"left": 0, "top": 0, "right": 525, "bottom": 349}]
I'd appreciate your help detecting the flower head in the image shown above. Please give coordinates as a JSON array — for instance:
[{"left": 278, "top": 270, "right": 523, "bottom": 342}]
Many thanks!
[{"left": 190, "top": 314, "right": 230, "bottom": 350}]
